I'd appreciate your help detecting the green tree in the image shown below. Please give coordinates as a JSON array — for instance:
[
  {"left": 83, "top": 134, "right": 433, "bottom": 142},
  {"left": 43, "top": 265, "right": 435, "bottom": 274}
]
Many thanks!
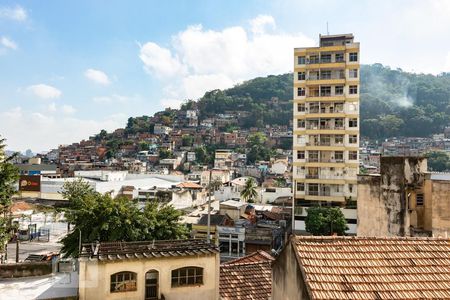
[
  {"left": 426, "top": 151, "right": 450, "bottom": 172},
  {"left": 60, "top": 180, "right": 187, "bottom": 257},
  {"left": 0, "top": 137, "right": 19, "bottom": 254},
  {"left": 182, "top": 135, "right": 194, "bottom": 147},
  {"left": 240, "top": 177, "right": 258, "bottom": 203},
  {"left": 247, "top": 132, "right": 271, "bottom": 164},
  {"left": 305, "top": 206, "right": 348, "bottom": 236},
  {"left": 159, "top": 149, "right": 173, "bottom": 159},
  {"left": 139, "top": 141, "right": 150, "bottom": 151}
]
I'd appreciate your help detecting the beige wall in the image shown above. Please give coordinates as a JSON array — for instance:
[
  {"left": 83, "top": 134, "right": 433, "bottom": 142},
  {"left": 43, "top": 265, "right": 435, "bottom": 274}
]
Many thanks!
[
  {"left": 431, "top": 180, "right": 450, "bottom": 237},
  {"left": 272, "top": 241, "right": 309, "bottom": 300},
  {"left": 79, "top": 253, "right": 219, "bottom": 300}
]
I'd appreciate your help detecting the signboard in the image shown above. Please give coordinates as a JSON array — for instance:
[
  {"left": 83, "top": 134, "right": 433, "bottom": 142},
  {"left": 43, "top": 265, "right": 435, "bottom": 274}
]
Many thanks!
[{"left": 19, "top": 175, "right": 41, "bottom": 192}]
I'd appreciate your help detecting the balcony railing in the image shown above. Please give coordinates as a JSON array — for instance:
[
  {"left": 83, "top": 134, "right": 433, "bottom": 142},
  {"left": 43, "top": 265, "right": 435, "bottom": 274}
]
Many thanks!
[
  {"left": 305, "top": 158, "right": 345, "bottom": 163},
  {"left": 305, "top": 124, "right": 345, "bottom": 130},
  {"left": 307, "top": 58, "right": 346, "bottom": 65},
  {"left": 306, "top": 191, "right": 344, "bottom": 197}
]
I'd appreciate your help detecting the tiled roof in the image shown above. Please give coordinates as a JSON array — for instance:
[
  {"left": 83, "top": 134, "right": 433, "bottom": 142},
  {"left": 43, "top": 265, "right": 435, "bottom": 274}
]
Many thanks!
[
  {"left": 220, "top": 261, "right": 272, "bottom": 300},
  {"left": 223, "top": 250, "right": 274, "bottom": 265},
  {"left": 176, "top": 182, "right": 203, "bottom": 189},
  {"left": 293, "top": 236, "right": 450, "bottom": 300},
  {"left": 80, "top": 239, "right": 218, "bottom": 261}
]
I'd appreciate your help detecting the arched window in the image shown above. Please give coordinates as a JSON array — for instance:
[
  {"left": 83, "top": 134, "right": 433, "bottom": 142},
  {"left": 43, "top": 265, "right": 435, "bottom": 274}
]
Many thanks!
[
  {"left": 171, "top": 266, "right": 203, "bottom": 287},
  {"left": 110, "top": 271, "right": 137, "bottom": 293}
]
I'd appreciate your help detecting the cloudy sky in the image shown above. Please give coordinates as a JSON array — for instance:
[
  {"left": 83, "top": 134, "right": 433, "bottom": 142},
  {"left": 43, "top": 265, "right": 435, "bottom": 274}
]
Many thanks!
[{"left": 1, "top": 0, "right": 450, "bottom": 152}]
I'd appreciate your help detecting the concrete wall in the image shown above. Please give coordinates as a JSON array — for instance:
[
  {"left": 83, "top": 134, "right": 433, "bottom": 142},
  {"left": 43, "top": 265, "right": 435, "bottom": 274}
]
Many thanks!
[
  {"left": 431, "top": 180, "right": 450, "bottom": 237},
  {"left": 79, "top": 253, "right": 219, "bottom": 300},
  {"left": 0, "top": 262, "right": 52, "bottom": 278},
  {"left": 357, "top": 157, "right": 427, "bottom": 237},
  {"left": 272, "top": 241, "right": 309, "bottom": 300}
]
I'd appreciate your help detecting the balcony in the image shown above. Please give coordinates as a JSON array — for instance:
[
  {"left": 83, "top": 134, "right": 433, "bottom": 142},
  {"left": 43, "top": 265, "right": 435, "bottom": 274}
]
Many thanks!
[
  {"left": 305, "top": 158, "right": 345, "bottom": 163},
  {"left": 307, "top": 141, "right": 345, "bottom": 147},
  {"left": 306, "top": 190, "right": 344, "bottom": 197},
  {"left": 307, "top": 74, "right": 345, "bottom": 81},
  {"left": 306, "top": 58, "right": 346, "bottom": 65}
]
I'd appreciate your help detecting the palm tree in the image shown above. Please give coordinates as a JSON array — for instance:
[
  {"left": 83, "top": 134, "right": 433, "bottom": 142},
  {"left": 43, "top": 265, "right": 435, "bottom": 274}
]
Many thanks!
[{"left": 240, "top": 177, "right": 258, "bottom": 203}]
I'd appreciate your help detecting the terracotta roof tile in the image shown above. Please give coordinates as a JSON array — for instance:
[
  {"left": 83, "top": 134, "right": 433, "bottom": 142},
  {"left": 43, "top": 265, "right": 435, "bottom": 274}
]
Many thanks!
[
  {"left": 220, "top": 261, "right": 272, "bottom": 300},
  {"left": 293, "top": 236, "right": 450, "bottom": 300},
  {"left": 223, "top": 250, "right": 274, "bottom": 265}
]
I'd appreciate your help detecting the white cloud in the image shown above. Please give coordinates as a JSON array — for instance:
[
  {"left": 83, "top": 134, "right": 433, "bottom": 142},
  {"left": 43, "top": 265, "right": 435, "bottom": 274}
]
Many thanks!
[
  {"left": 139, "top": 42, "right": 185, "bottom": 78},
  {"left": 47, "top": 102, "right": 57, "bottom": 112},
  {"left": 84, "top": 68, "right": 111, "bottom": 85},
  {"left": 62, "top": 105, "right": 76, "bottom": 115},
  {"left": 27, "top": 84, "right": 62, "bottom": 99},
  {"left": 0, "top": 5, "right": 27, "bottom": 21},
  {"left": 139, "top": 15, "right": 314, "bottom": 107},
  {"left": 249, "top": 15, "right": 276, "bottom": 34},
  {"left": 0, "top": 108, "right": 125, "bottom": 152},
  {"left": 1, "top": 36, "right": 17, "bottom": 50}
]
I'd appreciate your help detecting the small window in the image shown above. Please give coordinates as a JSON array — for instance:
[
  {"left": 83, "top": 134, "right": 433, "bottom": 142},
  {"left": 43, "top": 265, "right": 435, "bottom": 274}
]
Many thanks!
[
  {"left": 335, "top": 135, "right": 344, "bottom": 144},
  {"left": 349, "top": 184, "right": 353, "bottom": 193},
  {"left": 297, "top": 119, "right": 305, "bottom": 128},
  {"left": 320, "top": 86, "right": 331, "bottom": 97},
  {"left": 348, "top": 151, "right": 358, "bottom": 160},
  {"left": 349, "top": 69, "right": 358, "bottom": 78},
  {"left": 349, "top": 135, "right": 358, "bottom": 144},
  {"left": 349, "top": 53, "right": 358, "bottom": 62},
  {"left": 335, "top": 86, "right": 344, "bottom": 95},
  {"left": 349, "top": 85, "right": 358, "bottom": 94},
  {"left": 335, "top": 151, "right": 344, "bottom": 161},
  {"left": 335, "top": 53, "right": 344, "bottom": 62},
  {"left": 110, "top": 272, "right": 137, "bottom": 293},
  {"left": 298, "top": 56, "right": 306, "bottom": 65},
  {"left": 297, "top": 182, "right": 305, "bottom": 192},
  {"left": 297, "top": 87, "right": 305, "bottom": 96},
  {"left": 349, "top": 118, "right": 358, "bottom": 128},
  {"left": 416, "top": 194, "right": 424, "bottom": 206},
  {"left": 171, "top": 267, "right": 203, "bottom": 287},
  {"left": 298, "top": 72, "right": 306, "bottom": 81},
  {"left": 297, "top": 151, "right": 305, "bottom": 160},
  {"left": 297, "top": 103, "right": 305, "bottom": 112}
]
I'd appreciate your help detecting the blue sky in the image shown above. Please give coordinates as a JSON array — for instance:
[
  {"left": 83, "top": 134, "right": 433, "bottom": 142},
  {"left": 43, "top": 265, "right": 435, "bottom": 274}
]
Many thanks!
[{"left": 1, "top": 0, "right": 450, "bottom": 152}]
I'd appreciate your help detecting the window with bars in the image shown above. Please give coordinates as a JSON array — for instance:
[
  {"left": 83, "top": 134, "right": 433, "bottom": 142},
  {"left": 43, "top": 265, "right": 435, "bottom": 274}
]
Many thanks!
[
  {"left": 349, "top": 53, "right": 358, "bottom": 62},
  {"left": 297, "top": 87, "right": 305, "bottom": 96},
  {"left": 171, "top": 267, "right": 203, "bottom": 287},
  {"left": 298, "top": 72, "right": 306, "bottom": 80},
  {"left": 349, "top": 85, "right": 358, "bottom": 94},
  {"left": 416, "top": 194, "right": 424, "bottom": 206},
  {"left": 110, "top": 272, "right": 137, "bottom": 293}
]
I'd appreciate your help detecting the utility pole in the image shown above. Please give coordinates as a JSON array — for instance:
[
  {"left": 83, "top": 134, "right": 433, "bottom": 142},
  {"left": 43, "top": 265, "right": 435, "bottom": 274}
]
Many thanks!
[
  {"left": 15, "top": 238, "right": 19, "bottom": 263},
  {"left": 207, "top": 169, "right": 212, "bottom": 244},
  {"left": 78, "top": 228, "right": 82, "bottom": 256}
]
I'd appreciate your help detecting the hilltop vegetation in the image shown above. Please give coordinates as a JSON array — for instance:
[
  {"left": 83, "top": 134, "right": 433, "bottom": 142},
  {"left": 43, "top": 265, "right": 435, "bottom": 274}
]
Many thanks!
[{"left": 120, "top": 64, "right": 450, "bottom": 140}]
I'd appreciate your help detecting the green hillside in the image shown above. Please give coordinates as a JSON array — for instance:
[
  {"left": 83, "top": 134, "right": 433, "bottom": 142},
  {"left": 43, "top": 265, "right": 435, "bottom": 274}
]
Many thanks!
[{"left": 196, "top": 64, "right": 450, "bottom": 138}]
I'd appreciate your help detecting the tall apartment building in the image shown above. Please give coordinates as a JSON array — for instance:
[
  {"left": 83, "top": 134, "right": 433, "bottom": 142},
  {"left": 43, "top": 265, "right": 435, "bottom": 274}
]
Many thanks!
[{"left": 292, "top": 34, "right": 360, "bottom": 234}]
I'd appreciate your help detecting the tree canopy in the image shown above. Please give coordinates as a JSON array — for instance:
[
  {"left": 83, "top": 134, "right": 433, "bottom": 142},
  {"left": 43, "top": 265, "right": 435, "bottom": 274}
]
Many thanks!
[
  {"left": 240, "top": 177, "right": 258, "bottom": 203},
  {"left": 426, "top": 151, "right": 450, "bottom": 172},
  {"left": 0, "top": 137, "right": 19, "bottom": 253},
  {"left": 60, "top": 179, "right": 188, "bottom": 257},
  {"left": 305, "top": 206, "right": 348, "bottom": 236}
]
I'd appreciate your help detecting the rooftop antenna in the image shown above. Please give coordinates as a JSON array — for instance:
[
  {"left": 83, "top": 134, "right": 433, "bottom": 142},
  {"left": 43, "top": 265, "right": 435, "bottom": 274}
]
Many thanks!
[{"left": 326, "top": 22, "right": 329, "bottom": 35}]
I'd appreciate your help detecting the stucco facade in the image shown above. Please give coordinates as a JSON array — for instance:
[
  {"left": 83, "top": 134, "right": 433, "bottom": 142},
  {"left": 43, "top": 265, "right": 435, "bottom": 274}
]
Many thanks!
[{"left": 79, "top": 247, "right": 220, "bottom": 300}]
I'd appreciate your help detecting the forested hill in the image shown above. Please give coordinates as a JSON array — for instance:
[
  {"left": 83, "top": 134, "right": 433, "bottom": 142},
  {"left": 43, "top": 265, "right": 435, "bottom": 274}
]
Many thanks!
[{"left": 185, "top": 64, "right": 450, "bottom": 139}]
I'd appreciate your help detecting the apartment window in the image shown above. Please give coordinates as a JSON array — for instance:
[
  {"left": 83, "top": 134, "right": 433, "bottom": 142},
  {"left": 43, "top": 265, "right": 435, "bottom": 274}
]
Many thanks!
[
  {"left": 297, "top": 103, "right": 305, "bottom": 112},
  {"left": 308, "top": 151, "right": 319, "bottom": 162},
  {"left": 349, "top": 52, "right": 358, "bottom": 62},
  {"left": 298, "top": 56, "right": 306, "bottom": 64},
  {"left": 309, "top": 55, "right": 319, "bottom": 64},
  {"left": 348, "top": 151, "right": 358, "bottom": 160},
  {"left": 320, "top": 86, "right": 331, "bottom": 97},
  {"left": 335, "top": 118, "right": 344, "bottom": 128},
  {"left": 308, "top": 183, "right": 319, "bottom": 195},
  {"left": 309, "top": 103, "right": 319, "bottom": 113},
  {"left": 298, "top": 72, "right": 306, "bottom": 81},
  {"left": 297, "top": 151, "right": 305, "bottom": 160},
  {"left": 335, "top": 135, "right": 344, "bottom": 144},
  {"left": 297, "top": 182, "right": 305, "bottom": 192},
  {"left": 320, "top": 70, "right": 331, "bottom": 79},
  {"left": 349, "top": 69, "right": 358, "bottom": 78},
  {"left": 321, "top": 54, "right": 331, "bottom": 63},
  {"left": 110, "top": 272, "right": 137, "bottom": 293},
  {"left": 171, "top": 267, "right": 203, "bottom": 287},
  {"left": 297, "top": 87, "right": 305, "bottom": 96},
  {"left": 335, "top": 53, "right": 344, "bottom": 62},
  {"left": 349, "top": 118, "right": 358, "bottom": 128},
  {"left": 349, "top": 184, "right": 353, "bottom": 193},
  {"left": 416, "top": 193, "right": 424, "bottom": 206},
  {"left": 335, "top": 86, "right": 344, "bottom": 95},
  {"left": 349, "top": 85, "right": 358, "bottom": 94},
  {"left": 349, "top": 135, "right": 358, "bottom": 144},
  {"left": 297, "top": 119, "right": 305, "bottom": 128},
  {"left": 335, "top": 151, "right": 344, "bottom": 161}
]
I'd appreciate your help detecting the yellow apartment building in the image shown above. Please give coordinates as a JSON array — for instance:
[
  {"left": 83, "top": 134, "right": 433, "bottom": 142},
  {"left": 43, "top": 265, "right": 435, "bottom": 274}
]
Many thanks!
[{"left": 292, "top": 34, "right": 359, "bottom": 233}]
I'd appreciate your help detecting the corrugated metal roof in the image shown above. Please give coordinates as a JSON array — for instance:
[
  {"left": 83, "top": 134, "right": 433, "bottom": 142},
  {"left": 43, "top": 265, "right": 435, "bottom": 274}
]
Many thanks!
[{"left": 293, "top": 236, "right": 450, "bottom": 300}]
